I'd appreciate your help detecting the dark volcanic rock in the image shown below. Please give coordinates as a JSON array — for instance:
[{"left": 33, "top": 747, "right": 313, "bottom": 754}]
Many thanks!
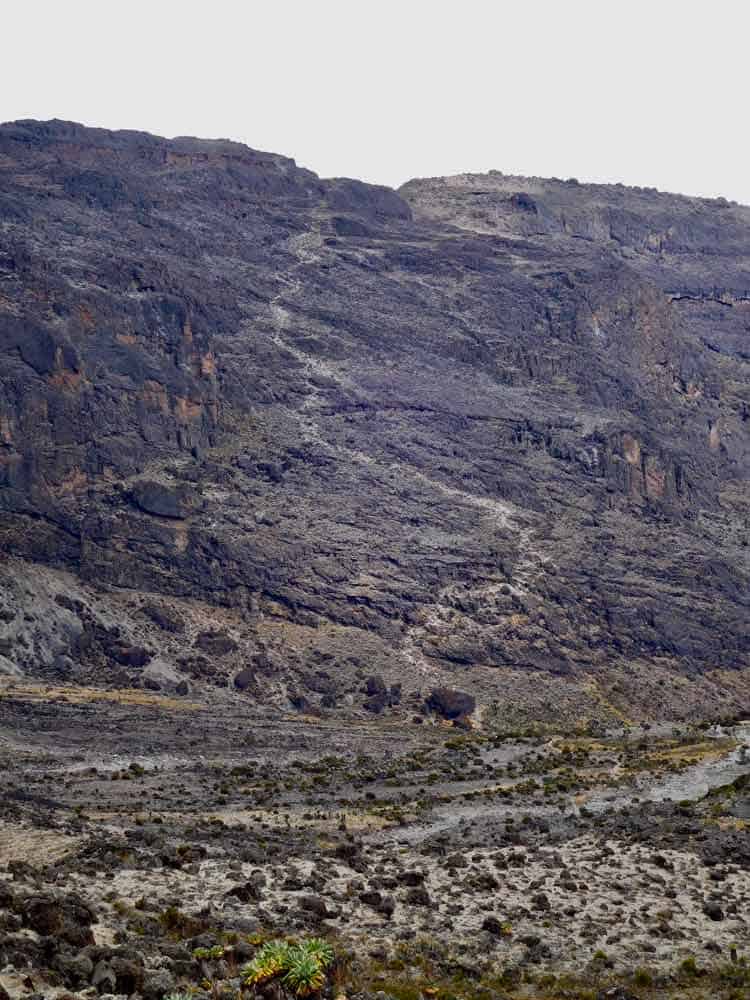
[
  {"left": 0, "top": 119, "right": 749, "bottom": 719},
  {"left": 109, "top": 644, "right": 151, "bottom": 668},
  {"left": 482, "top": 915, "right": 508, "bottom": 936},
  {"left": 16, "top": 891, "right": 96, "bottom": 948},
  {"left": 426, "top": 687, "right": 476, "bottom": 720},
  {"left": 225, "top": 881, "right": 262, "bottom": 903},
  {"left": 405, "top": 886, "right": 431, "bottom": 906},
  {"left": 140, "top": 602, "right": 185, "bottom": 633},
  {"left": 233, "top": 667, "right": 255, "bottom": 691},
  {"left": 703, "top": 901, "right": 724, "bottom": 921},
  {"left": 194, "top": 631, "right": 238, "bottom": 656},
  {"left": 131, "top": 480, "right": 196, "bottom": 519}
]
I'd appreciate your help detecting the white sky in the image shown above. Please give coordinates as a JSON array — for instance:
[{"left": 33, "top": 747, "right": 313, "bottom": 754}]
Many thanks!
[{"left": 2, "top": 0, "right": 749, "bottom": 204}]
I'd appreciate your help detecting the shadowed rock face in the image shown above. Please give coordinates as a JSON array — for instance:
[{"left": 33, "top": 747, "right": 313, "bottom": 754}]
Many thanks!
[{"left": 0, "top": 120, "right": 748, "bottom": 721}]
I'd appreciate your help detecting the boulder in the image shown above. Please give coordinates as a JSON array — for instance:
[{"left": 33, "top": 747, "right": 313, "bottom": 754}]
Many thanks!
[
  {"left": 140, "top": 603, "right": 185, "bottom": 633},
  {"left": 233, "top": 667, "right": 255, "bottom": 691},
  {"left": 426, "top": 687, "right": 476, "bottom": 720},
  {"left": 17, "top": 891, "right": 96, "bottom": 948},
  {"left": 194, "top": 631, "right": 238, "bottom": 656},
  {"left": 131, "top": 480, "right": 195, "bottom": 519}
]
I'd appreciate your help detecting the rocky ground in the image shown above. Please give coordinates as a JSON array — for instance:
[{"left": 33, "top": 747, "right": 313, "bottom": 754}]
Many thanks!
[{"left": 1, "top": 684, "right": 748, "bottom": 1000}]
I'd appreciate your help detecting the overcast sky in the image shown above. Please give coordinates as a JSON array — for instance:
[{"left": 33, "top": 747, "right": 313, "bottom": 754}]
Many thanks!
[{"left": 3, "top": 0, "right": 748, "bottom": 204}]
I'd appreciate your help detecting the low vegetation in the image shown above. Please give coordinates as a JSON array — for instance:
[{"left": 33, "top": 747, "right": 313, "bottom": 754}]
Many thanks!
[{"left": 242, "top": 938, "right": 335, "bottom": 997}]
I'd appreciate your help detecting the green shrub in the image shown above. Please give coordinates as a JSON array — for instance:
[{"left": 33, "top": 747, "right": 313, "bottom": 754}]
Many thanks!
[
  {"left": 680, "top": 955, "right": 699, "bottom": 977},
  {"left": 283, "top": 953, "right": 326, "bottom": 997},
  {"left": 192, "top": 944, "right": 225, "bottom": 961},
  {"left": 244, "top": 940, "right": 292, "bottom": 986},
  {"left": 242, "top": 937, "right": 334, "bottom": 997},
  {"left": 633, "top": 966, "right": 653, "bottom": 988}
]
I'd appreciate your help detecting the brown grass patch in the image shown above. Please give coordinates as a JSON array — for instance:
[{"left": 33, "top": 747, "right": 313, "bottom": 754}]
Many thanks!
[{"left": 0, "top": 681, "right": 202, "bottom": 712}]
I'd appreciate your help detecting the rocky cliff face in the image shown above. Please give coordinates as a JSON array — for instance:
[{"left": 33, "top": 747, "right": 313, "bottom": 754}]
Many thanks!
[{"left": 0, "top": 120, "right": 748, "bottom": 723}]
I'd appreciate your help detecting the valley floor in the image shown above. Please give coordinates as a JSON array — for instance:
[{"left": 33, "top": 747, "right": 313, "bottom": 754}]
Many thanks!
[{"left": 0, "top": 684, "right": 749, "bottom": 1000}]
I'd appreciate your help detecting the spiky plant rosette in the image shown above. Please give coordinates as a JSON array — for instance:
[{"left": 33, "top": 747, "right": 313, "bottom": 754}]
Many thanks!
[
  {"left": 282, "top": 951, "right": 326, "bottom": 997},
  {"left": 242, "top": 937, "right": 335, "bottom": 995},
  {"left": 297, "top": 938, "right": 334, "bottom": 970},
  {"left": 242, "top": 940, "right": 292, "bottom": 986}
]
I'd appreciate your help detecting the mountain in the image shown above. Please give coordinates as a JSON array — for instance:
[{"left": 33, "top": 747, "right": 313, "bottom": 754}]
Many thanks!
[{"left": 0, "top": 119, "right": 748, "bottom": 725}]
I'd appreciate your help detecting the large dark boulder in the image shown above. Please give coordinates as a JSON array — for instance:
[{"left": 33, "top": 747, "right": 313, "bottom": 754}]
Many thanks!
[
  {"left": 140, "top": 602, "right": 185, "bottom": 633},
  {"left": 131, "top": 480, "right": 194, "bottom": 519},
  {"left": 194, "top": 631, "right": 238, "bottom": 656},
  {"left": 16, "top": 891, "right": 96, "bottom": 948},
  {"left": 426, "top": 687, "right": 476, "bottom": 720},
  {"left": 233, "top": 667, "right": 255, "bottom": 691}
]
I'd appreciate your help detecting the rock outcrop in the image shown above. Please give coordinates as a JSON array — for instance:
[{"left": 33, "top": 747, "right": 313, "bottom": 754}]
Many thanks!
[{"left": 0, "top": 120, "right": 748, "bottom": 721}]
